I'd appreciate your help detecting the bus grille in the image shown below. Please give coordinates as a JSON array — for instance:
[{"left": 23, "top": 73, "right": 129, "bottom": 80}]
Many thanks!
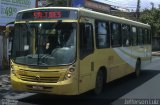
[{"left": 20, "top": 75, "right": 60, "bottom": 83}]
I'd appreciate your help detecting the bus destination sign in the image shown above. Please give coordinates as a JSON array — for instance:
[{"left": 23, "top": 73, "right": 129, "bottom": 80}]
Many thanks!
[
  {"left": 16, "top": 9, "right": 78, "bottom": 21},
  {"left": 33, "top": 11, "right": 62, "bottom": 19}
]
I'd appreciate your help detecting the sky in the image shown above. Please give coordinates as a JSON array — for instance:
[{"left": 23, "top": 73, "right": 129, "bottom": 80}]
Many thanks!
[{"left": 94, "top": 0, "right": 160, "bottom": 11}]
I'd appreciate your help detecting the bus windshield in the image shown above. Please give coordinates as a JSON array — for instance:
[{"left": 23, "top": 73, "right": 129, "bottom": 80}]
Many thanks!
[{"left": 12, "top": 22, "right": 77, "bottom": 66}]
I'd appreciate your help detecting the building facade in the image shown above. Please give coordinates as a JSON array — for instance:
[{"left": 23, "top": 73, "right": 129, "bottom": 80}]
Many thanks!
[{"left": 0, "top": 0, "right": 36, "bottom": 70}]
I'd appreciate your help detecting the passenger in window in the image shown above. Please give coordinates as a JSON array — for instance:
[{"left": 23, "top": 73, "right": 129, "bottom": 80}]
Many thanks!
[
  {"left": 45, "top": 35, "right": 58, "bottom": 54},
  {"left": 126, "top": 39, "right": 129, "bottom": 46}
]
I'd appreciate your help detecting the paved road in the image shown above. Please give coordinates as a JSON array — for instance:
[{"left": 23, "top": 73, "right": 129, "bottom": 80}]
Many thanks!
[
  {"left": 1, "top": 70, "right": 160, "bottom": 105},
  {"left": 110, "top": 56, "right": 160, "bottom": 105},
  {"left": 143, "top": 56, "right": 160, "bottom": 70},
  {"left": 0, "top": 56, "right": 160, "bottom": 105}
]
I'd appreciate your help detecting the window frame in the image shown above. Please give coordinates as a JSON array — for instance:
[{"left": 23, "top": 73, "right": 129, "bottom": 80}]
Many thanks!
[
  {"left": 110, "top": 22, "right": 122, "bottom": 47},
  {"left": 79, "top": 22, "right": 94, "bottom": 60},
  {"left": 95, "top": 20, "right": 110, "bottom": 49},
  {"left": 137, "top": 27, "right": 144, "bottom": 45}
]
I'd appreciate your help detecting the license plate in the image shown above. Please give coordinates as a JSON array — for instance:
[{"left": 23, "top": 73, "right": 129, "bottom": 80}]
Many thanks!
[{"left": 32, "top": 86, "right": 44, "bottom": 90}]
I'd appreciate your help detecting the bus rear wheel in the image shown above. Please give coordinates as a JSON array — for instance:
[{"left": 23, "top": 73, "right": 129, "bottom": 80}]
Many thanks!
[
  {"left": 94, "top": 70, "right": 104, "bottom": 95},
  {"left": 135, "top": 58, "right": 141, "bottom": 77}
]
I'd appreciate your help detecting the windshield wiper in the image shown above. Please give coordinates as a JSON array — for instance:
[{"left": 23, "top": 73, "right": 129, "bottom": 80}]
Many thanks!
[{"left": 25, "top": 21, "right": 41, "bottom": 65}]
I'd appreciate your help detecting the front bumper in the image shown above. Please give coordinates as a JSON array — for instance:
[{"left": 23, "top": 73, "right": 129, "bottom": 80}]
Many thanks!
[{"left": 11, "top": 74, "right": 78, "bottom": 95}]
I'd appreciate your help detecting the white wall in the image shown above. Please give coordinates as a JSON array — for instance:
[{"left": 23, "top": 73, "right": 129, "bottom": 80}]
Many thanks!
[{"left": 0, "top": 0, "right": 36, "bottom": 26}]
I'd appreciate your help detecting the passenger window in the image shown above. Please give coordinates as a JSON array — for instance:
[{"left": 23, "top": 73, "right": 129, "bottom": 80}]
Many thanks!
[
  {"left": 146, "top": 29, "right": 151, "bottom": 44},
  {"left": 111, "top": 23, "right": 122, "bottom": 47},
  {"left": 148, "top": 30, "right": 151, "bottom": 44},
  {"left": 144, "top": 29, "right": 148, "bottom": 44},
  {"left": 122, "top": 24, "right": 130, "bottom": 46},
  {"left": 95, "top": 21, "right": 110, "bottom": 48},
  {"left": 138, "top": 28, "right": 143, "bottom": 45},
  {"left": 80, "top": 23, "right": 94, "bottom": 59},
  {"left": 131, "top": 27, "right": 137, "bottom": 46}
]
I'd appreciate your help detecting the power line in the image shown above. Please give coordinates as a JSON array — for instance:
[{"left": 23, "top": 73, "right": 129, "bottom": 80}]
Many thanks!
[
  {"left": 105, "top": 0, "right": 129, "bottom": 6},
  {"left": 94, "top": 0, "right": 128, "bottom": 7},
  {"left": 95, "top": 0, "right": 137, "bottom": 10}
]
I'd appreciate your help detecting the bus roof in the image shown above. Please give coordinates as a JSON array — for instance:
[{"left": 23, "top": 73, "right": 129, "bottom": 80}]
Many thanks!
[
  {"left": 18, "top": 7, "right": 150, "bottom": 28},
  {"left": 78, "top": 8, "right": 150, "bottom": 28}
]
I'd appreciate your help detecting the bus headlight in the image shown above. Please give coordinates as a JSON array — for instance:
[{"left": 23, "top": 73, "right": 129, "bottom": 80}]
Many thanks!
[
  {"left": 66, "top": 73, "right": 72, "bottom": 78},
  {"left": 64, "top": 67, "right": 75, "bottom": 80},
  {"left": 11, "top": 65, "right": 16, "bottom": 75}
]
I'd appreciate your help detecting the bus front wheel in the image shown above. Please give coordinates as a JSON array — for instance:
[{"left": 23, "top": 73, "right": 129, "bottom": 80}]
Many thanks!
[
  {"left": 94, "top": 70, "right": 104, "bottom": 95},
  {"left": 135, "top": 58, "right": 141, "bottom": 77}
]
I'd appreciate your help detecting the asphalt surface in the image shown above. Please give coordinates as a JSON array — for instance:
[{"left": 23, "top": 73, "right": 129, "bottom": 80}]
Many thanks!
[{"left": 0, "top": 70, "right": 160, "bottom": 105}]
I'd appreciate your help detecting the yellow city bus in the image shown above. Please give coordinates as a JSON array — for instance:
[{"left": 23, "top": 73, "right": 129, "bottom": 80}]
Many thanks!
[{"left": 10, "top": 7, "right": 151, "bottom": 95}]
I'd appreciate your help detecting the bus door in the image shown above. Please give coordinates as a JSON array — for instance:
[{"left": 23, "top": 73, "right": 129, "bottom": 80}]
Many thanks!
[{"left": 79, "top": 18, "right": 94, "bottom": 93}]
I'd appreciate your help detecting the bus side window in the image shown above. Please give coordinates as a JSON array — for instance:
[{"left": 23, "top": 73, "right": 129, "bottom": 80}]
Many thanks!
[
  {"left": 138, "top": 28, "right": 143, "bottom": 45},
  {"left": 80, "top": 23, "right": 94, "bottom": 59},
  {"left": 148, "top": 29, "right": 151, "bottom": 44},
  {"left": 144, "top": 29, "right": 150, "bottom": 44},
  {"left": 111, "top": 22, "right": 122, "bottom": 47},
  {"left": 144, "top": 29, "right": 148, "bottom": 44},
  {"left": 131, "top": 26, "right": 137, "bottom": 46},
  {"left": 122, "top": 24, "right": 130, "bottom": 47},
  {"left": 95, "top": 20, "right": 110, "bottom": 48}
]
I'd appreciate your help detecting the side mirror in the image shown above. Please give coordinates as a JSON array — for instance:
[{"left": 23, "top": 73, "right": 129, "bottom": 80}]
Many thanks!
[
  {"left": 4, "top": 26, "right": 11, "bottom": 38},
  {"left": 4, "top": 21, "right": 14, "bottom": 38}
]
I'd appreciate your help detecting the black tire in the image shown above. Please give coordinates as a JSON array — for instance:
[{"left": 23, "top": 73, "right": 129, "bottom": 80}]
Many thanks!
[
  {"left": 135, "top": 59, "right": 141, "bottom": 77},
  {"left": 94, "top": 70, "right": 104, "bottom": 95}
]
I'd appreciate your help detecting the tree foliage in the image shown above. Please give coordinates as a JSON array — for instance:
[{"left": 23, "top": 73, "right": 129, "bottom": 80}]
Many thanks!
[{"left": 139, "top": 8, "right": 160, "bottom": 37}]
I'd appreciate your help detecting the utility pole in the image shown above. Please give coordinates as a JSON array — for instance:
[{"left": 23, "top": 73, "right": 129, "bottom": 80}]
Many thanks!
[
  {"left": 67, "top": 0, "right": 69, "bottom": 7},
  {"left": 2, "top": 27, "right": 9, "bottom": 70},
  {"left": 67, "top": 0, "right": 71, "bottom": 7},
  {"left": 150, "top": 2, "right": 154, "bottom": 10},
  {"left": 136, "top": 0, "right": 140, "bottom": 21}
]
